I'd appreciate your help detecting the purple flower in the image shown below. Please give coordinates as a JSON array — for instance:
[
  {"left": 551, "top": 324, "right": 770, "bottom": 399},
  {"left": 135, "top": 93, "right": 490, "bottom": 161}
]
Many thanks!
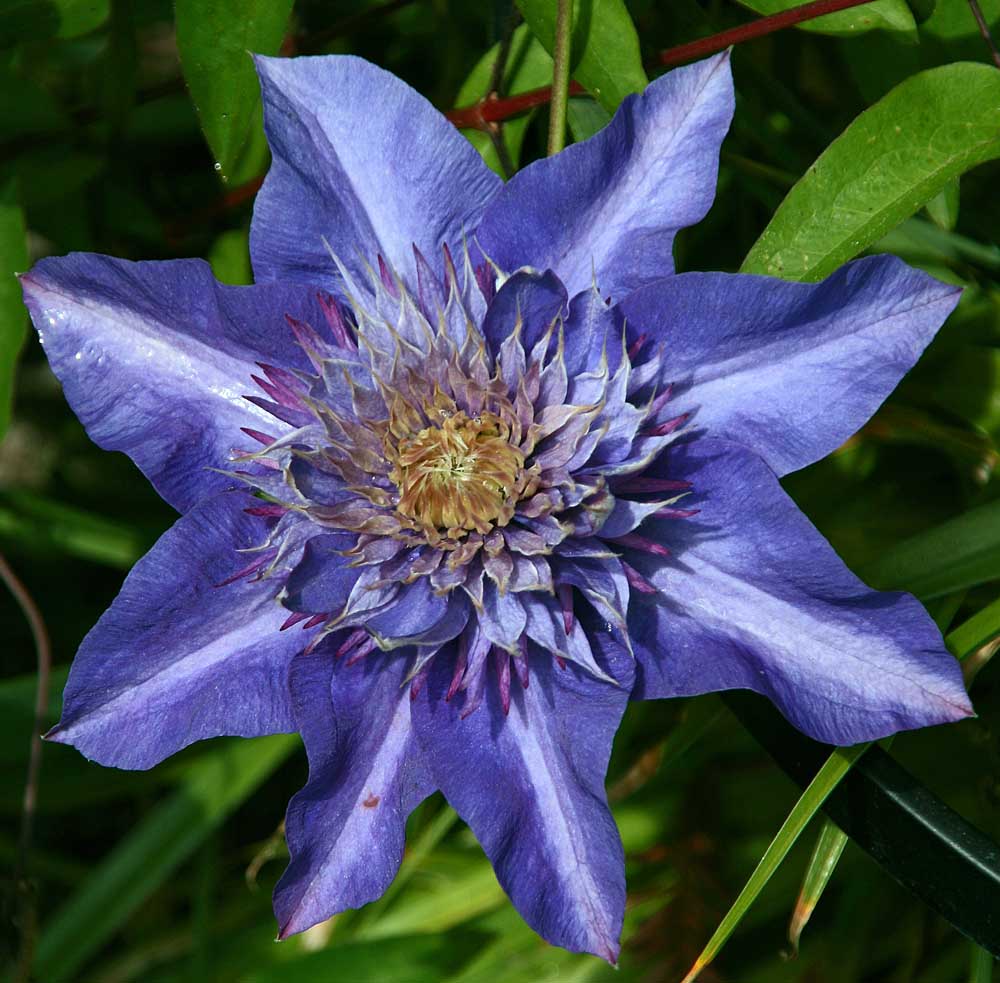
[{"left": 20, "top": 53, "right": 972, "bottom": 962}]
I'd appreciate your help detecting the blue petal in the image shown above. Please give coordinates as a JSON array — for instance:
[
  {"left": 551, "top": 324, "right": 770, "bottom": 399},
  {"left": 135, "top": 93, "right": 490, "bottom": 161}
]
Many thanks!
[
  {"left": 46, "top": 492, "right": 303, "bottom": 770},
  {"left": 615, "top": 256, "right": 962, "bottom": 477},
  {"left": 20, "top": 254, "right": 322, "bottom": 512},
  {"left": 275, "top": 650, "right": 435, "bottom": 937},
  {"left": 481, "top": 269, "right": 567, "bottom": 356},
  {"left": 365, "top": 576, "right": 470, "bottom": 648},
  {"left": 412, "top": 637, "right": 634, "bottom": 961},
  {"left": 475, "top": 54, "right": 733, "bottom": 301},
  {"left": 252, "top": 55, "right": 501, "bottom": 294},
  {"left": 283, "top": 533, "right": 361, "bottom": 614},
  {"left": 628, "top": 438, "right": 973, "bottom": 744}
]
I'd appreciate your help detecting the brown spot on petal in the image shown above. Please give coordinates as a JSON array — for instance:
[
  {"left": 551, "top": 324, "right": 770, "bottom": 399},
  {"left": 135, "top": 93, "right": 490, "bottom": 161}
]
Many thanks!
[{"left": 362, "top": 794, "right": 381, "bottom": 809}]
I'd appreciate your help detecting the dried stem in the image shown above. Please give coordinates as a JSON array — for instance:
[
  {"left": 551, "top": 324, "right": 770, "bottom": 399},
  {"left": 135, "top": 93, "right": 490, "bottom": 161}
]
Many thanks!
[
  {"left": 546, "top": 0, "right": 573, "bottom": 155},
  {"left": 3, "top": 553, "right": 52, "bottom": 983}
]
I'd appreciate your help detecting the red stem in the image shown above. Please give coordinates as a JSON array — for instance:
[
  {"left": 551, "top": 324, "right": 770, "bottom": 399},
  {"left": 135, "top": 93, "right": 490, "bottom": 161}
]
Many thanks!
[{"left": 446, "top": 0, "right": 879, "bottom": 130}]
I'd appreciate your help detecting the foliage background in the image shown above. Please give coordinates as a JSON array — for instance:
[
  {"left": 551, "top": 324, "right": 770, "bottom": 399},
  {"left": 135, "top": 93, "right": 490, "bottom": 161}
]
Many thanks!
[{"left": 2, "top": 1, "right": 1000, "bottom": 980}]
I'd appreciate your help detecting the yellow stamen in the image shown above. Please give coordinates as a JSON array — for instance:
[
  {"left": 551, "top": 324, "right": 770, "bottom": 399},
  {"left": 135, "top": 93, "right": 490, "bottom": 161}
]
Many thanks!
[{"left": 391, "top": 411, "right": 525, "bottom": 533}]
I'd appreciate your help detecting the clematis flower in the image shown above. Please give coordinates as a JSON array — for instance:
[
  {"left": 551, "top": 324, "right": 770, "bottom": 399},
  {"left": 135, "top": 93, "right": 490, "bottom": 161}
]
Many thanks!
[{"left": 20, "top": 52, "right": 972, "bottom": 961}]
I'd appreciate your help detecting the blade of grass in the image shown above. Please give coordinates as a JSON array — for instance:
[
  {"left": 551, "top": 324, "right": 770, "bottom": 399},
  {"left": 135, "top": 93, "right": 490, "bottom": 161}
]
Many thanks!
[
  {"left": 787, "top": 817, "right": 850, "bottom": 954},
  {"left": 680, "top": 743, "right": 869, "bottom": 983}
]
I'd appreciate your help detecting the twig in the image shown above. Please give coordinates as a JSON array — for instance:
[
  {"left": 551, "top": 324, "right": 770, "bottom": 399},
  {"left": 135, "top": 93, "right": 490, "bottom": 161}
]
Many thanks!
[
  {"left": 967, "top": 0, "right": 1000, "bottom": 69},
  {"left": 485, "top": 5, "right": 521, "bottom": 179},
  {"left": 2, "top": 553, "right": 52, "bottom": 983}
]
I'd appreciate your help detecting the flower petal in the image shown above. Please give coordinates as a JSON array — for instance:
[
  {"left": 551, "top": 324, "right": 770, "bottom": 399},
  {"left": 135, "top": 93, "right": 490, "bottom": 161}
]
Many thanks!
[
  {"left": 475, "top": 53, "right": 733, "bottom": 301},
  {"left": 616, "top": 256, "right": 962, "bottom": 477},
  {"left": 628, "top": 438, "right": 973, "bottom": 744},
  {"left": 275, "top": 650, "right": 435, "bottom": 937},
  {"left": 252, "top": 55, "right": 501, "bottom": 293},
  {"left": 283, "top": 533, "right": 361, "bottom": 614},
  {"left": 20, "top": 253, "right": 321, "bottom": 512},
  {"left": 46, "top": 492, "right": 303, "bottom": 770},
  {"left": 412, "top": 637, "right": 634, "bottom": 961},
  {"left": 481, "top": 268, "right": 567, "bottom": 356}
]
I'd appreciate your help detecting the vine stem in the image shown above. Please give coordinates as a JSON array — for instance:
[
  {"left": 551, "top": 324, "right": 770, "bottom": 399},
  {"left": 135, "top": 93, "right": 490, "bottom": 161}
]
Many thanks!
[
  {"left": 446, "top": 0, "right": 880, "bottom": 130},
  {"left": 3, "top": 552, "right": 52, "bottom": 983},
  {"left": 546, "top": 0, "right": 572, "bottom": 155},
  {"left": 966, "top": 0, "right": 1000, "bottom": 69}
]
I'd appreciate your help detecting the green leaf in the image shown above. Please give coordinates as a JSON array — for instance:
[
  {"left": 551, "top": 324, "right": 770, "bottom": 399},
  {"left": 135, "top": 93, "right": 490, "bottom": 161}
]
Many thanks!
[
  {"left": 968, "top": 942, "right": 995, "bottom": 983},
  {"left": 243, "top": 933, "right": 489, "bottom": 983},
  {"left": 33, "top": 734, "right": 299, "bottom": 981},
  {"left": 925, "top": 176, "right": 960, "bottom": 231},
  {"left": 0, "top": 489, "right": 148, "bottom": 568},
  {"left": 357, "top": 852, "right": 506, "bottom": 940},
  {"left": 741, "top": 63, "right": 1000, "bottom": 282},
  {"left": 0, "top": 178, "right": 28, "bottom": 440},
  {"left": 859, "top": 498, "right": 1000, "bottom": 600},
  {"left": 567, "top": 95, "right": 611, "bottom": 142},
  {"left": 515, "top": 0, "right": 647, "bottom": 113},
  {"left": 946, "top": 597, "right": 1000, "bottom": 661},
  {"left": 208, "top": 227, "right": 252, "bottom": 285},
  {"left": 0, "top": 0, "right": 109, "bottom": 44},
  {"left": 680, "top": 744, "right": 869, "bottom": 983},
  {"left": 733, "top": 0, "right": 916, "bottom": 36},
  {"left": 454, "top": 25, "right": 554, "bottom": 176},
  {"left": 787, "top": 817, "right": 849, "bottom": 953},
  {"left": 175, "top": 0, "right": 294, "bottom": 182},
  {"left": 0, "top": 69, "right": 71, "bottom": 138}
]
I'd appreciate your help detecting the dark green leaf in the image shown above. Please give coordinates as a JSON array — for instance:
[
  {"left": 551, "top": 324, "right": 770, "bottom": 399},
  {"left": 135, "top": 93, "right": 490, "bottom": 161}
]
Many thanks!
[
  {"left": 680, "top": 745, "right": 868, "bottom": 983},
  {"left": 742, "top": 63, "right": 1000, "bottom": 282},
  {"left": 859, "top": 498, "right": 1000, "bottom": 599},
  {"left": 925, "top": 176, "right": 959, "bottom": 230},
  {"left": 0, "top": 178, "right": 28, "bottom": 439},
  {"left": 175, "top": 0, "right": 294, "bottom": 182},
  {"left": 243, "top": 933, "right": 489, "bottom": 983},
  {"left": 34, "top": 734, "right": 298, "bottom": 981},
  {"left": 0, "top": 0, "right": 109, "bottom": 43},
  {"left": 515, "top": 0, "right": 647, "bottom": 113}
]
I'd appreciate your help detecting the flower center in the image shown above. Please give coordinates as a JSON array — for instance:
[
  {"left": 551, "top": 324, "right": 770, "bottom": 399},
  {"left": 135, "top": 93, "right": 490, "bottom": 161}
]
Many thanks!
[{"left": 391, "top": 411, "right": 525, "bottom": 534}]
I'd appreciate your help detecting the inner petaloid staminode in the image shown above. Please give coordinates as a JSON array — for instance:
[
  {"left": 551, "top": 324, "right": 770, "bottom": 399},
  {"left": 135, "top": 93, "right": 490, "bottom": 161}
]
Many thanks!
[{"left": 226, "top": 245, "right": 694, "bottom": 713}]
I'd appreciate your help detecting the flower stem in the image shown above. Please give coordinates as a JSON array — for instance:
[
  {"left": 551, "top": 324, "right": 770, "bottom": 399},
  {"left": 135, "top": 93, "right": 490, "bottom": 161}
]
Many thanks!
[{"left": 546, "top": 0, "right": 572, "bottom": 156}]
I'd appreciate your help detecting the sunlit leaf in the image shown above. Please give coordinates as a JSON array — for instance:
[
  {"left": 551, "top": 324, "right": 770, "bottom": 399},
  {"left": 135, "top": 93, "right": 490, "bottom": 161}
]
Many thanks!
[{"left": 742, "top": 63, "right": 1000, "bottom": 282}]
